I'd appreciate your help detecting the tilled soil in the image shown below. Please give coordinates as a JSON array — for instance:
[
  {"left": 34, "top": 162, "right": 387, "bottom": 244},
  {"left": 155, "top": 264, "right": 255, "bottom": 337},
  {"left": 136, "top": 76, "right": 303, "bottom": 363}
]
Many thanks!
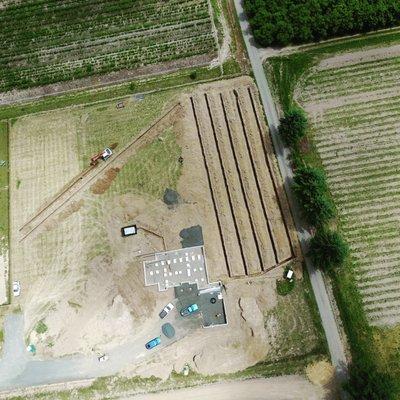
[{"left": 188, "top": 78, "right": 298, "bottom": 279}]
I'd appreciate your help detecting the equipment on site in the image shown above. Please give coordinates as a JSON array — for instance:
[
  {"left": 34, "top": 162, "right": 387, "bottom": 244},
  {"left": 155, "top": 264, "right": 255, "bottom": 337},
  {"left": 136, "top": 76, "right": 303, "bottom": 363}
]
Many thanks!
[
  {"left": 90, "top": 147, "right": 113, "bottom": 166},
  {"left": 285, "top": 268, "right": 294, "bottom": 282},
  {"left": 121, "top": 224, "right": 138, "bottom": 237},
  {"left": 12, "top": 281, "right": 21, "bottom": 297}
]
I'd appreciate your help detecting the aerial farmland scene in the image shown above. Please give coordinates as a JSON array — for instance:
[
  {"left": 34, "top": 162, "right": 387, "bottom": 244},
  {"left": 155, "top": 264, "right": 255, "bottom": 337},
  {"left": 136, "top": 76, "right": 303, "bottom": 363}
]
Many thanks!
[{"left": 0, "top": 0, "right": 400, "bottom": 399}]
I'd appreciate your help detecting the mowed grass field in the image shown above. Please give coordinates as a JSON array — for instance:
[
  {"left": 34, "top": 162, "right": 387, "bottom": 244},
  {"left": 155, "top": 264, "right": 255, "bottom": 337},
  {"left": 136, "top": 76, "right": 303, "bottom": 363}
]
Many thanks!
[
  {"left": 298, "top": 48, "right": 400, "bottom": 328},
  {"left": 0, "top": 0, "right": 217, "bottom": 92}
]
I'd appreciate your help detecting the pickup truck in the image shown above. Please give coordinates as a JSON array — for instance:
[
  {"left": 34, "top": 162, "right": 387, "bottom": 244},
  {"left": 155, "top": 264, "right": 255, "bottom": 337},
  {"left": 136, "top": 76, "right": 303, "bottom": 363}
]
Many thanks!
[{"left": 159, "top": 302, "right": 174, "bottom": 319}]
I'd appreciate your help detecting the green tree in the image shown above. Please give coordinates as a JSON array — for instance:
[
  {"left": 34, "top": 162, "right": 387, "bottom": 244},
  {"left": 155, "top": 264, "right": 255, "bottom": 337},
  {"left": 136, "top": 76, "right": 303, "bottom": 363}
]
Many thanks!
[
  {"left": 244, "top": 0, "right": 400, "bottom": 47},
  {"left": 292, "top": 166, "right": 335, "bottom": 226},
  {"left": 309, "top": 229, "right": 349, "bottom": 271},
  {"left": 346, "top": 356, "right": 398, "bottom": 400},
  {"left": 279, "top": 107, "right": 308, "bottom": 147}
]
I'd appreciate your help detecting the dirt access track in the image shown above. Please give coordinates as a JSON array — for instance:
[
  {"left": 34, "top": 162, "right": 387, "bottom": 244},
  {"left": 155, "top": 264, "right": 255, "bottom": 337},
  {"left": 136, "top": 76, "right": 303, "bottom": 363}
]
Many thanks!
[{"left": 6, "top": 76, "right": 301, "bottom": 376}]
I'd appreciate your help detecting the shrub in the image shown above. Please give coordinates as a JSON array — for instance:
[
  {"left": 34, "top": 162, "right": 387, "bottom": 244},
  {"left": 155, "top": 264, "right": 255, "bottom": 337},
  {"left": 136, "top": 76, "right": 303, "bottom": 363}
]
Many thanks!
[
  {"left": 189, "top": 71, "right": 198, "bottom": 80},
  {"left": 292, "top": 166, "right": 335, "bottom": 226},
  {"left": 276, "top": 278, "right": 295, "bottom": 295},
  {"left": 279, "top": 107, "right": 308, "bottom": 148},
  {"left": 309, "top": 229, "right": 349, "bottom": 271},
  {"left": 35, "top": 320, "right": 48, "bottom": 334},
  {"left": 129, "top": 82, "right": 136, "bottom": 92},
  {"left": 346, "top": 356, "right": 398, "bottom": 400}
]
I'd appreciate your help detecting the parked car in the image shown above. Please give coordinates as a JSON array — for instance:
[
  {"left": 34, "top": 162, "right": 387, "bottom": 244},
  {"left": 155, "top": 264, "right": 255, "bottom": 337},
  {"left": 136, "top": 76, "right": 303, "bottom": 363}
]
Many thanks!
[
  {"left": 121, "top": 224, "right": 137, "bottom": 237},
  {"left": 145, "top": 337, "right": 161, "bottom": 350},
  {"left": 159, "top": 302, "right": 174, "bottom": 319},
  {"left": 180, "top": 303, "right": 199, "bottom": 317},
  {"left": 12, "top": 281, "right": 21, "bottom": 297},
  {"left": 98, "top": 354, "right": 109, "bottom": 362}
]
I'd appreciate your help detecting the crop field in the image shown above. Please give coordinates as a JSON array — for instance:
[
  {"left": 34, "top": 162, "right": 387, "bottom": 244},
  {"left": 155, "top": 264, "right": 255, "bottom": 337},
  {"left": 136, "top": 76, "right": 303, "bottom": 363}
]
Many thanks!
[
  {"left": 0, "top": 0, "right": 217, "bottom": 92},
  {"left": 298, "top": 45, "right": 400, "bottom": 327}
]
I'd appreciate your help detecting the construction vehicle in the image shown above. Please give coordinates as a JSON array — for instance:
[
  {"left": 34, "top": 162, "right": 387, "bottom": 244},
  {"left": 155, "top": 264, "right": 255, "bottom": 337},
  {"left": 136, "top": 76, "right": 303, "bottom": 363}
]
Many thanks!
[{"left": 90, "top": 147, "right": 113, "bottom": 166}]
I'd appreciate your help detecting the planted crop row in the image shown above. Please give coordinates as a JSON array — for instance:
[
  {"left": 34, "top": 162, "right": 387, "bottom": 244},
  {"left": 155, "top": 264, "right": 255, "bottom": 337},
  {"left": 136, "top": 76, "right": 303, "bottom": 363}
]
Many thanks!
[
  {"left": 301, "top": 53, "right": 400, "bottom": 327},
  {"left": 0, "top": 0, "right": 217, "bottom": 92}
]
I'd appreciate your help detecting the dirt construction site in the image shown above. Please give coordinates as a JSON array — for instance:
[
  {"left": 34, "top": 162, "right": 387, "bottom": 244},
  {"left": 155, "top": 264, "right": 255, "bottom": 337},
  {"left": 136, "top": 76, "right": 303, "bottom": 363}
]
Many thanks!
[{"left": 4, "top": 76, "right": 312, "bottom": 378}]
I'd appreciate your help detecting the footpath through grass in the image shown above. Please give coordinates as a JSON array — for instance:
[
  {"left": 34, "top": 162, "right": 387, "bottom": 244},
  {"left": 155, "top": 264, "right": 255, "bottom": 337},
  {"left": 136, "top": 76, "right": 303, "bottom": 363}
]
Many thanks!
[
  {"left": 0, "top": 121, "right": 8, "bottom": 255},
  {"left": 266, "top": 28, "right": 400, "bottom": 397}
]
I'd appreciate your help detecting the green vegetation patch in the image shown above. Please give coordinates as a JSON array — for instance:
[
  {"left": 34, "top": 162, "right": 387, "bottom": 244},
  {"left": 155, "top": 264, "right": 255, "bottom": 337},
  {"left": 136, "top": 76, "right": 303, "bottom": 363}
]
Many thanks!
[
  {"left": 35, "top": 320, "right": 48, "bottom": 335},
  {"left": 112, "top": 128, "right": 182, "bottom": 199},
  {"left": 276, "top": 278, "right": 295, "bottom": 296},
  {"left": 266, "top": 272, "right": 327, "bottom": 360},
  {"left": 73, "top": 90, "right": 178, "bottom": 167}
]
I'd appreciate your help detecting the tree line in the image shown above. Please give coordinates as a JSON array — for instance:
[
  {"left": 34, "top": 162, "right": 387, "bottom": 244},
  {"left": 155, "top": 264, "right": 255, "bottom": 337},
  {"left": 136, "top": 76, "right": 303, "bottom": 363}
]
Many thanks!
[
  {"left": 244, "top": 0, "right": 400, "bottom": 46},
  {"left": 279, "top": 108, "right": 398, "bottom": 399}
]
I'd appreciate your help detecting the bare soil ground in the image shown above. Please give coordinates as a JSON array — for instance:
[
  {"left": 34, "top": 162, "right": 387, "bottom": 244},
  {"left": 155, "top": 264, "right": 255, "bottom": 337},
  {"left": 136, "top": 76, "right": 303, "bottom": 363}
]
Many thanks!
[
  {"left": 189, "top": 79, "right": 298, "bottom": 279},
  {"left": 123, "top": 377, "right": 329, "bottom": 400},
  {"left": 7, "top": 77, "right": 308, "bottom": 378}
]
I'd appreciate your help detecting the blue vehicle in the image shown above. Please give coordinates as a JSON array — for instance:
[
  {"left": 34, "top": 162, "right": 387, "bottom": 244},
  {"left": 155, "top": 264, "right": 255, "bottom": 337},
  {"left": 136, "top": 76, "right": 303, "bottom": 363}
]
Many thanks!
[
  {"left": 180, "top": 303, "right": 199, "bottom": 317},
  {"left": 145, "top": 337, "right": 161, "bottom": 350}
]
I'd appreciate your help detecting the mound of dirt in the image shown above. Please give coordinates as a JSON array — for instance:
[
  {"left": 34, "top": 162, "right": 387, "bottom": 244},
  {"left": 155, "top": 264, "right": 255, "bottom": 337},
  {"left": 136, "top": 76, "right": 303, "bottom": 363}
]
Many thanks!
[
  {"left": 91, "top": 167, "right": 121, "bottom": 195},
  {"left": 179, "top": 225, "right": 204, "bottom": 248},
  {"left": 163, "top": 188, "right": 181, "bottom": 206},
  {"left": 306, "top": 360, "right": 335, "bottom": 387}
]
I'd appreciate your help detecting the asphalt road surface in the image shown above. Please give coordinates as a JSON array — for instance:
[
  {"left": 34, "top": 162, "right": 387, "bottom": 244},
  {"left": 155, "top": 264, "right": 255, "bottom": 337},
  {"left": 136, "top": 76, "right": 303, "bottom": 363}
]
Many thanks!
[{"left": 232, "top": 0, "right": 348, "bottom": 384}]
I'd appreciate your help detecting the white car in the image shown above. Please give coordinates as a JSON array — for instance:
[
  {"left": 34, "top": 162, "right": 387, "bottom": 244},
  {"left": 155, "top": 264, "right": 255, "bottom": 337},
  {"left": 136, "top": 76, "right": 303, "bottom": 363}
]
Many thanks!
[
  {"left": 159, "top": 303, "right": 174, "bottom": 319},
  {"left": 12, "top": 281, "right": 21, "bottom": 297}
]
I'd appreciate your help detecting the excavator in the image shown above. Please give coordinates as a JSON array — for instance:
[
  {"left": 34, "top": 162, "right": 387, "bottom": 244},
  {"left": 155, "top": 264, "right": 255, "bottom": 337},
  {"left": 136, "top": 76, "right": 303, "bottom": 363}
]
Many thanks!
[{"left": 90, "top": 143, "right": 117, "bottom": 166}]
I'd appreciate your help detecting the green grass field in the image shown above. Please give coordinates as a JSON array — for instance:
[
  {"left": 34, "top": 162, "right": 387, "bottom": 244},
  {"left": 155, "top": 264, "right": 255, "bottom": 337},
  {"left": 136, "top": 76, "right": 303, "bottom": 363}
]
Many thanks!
[{"left": 112, "top": 128, "right": 182, "bottom": 199}]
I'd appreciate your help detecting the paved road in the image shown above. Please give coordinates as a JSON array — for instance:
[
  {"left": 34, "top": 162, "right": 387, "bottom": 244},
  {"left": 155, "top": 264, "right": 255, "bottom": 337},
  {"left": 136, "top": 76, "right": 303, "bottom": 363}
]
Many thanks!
[
  {"left": 233, "top": 0, "right": 348, "bottom": 383},
  {"left": 127, "top": 376, "right": 325, "bottom": 400}
]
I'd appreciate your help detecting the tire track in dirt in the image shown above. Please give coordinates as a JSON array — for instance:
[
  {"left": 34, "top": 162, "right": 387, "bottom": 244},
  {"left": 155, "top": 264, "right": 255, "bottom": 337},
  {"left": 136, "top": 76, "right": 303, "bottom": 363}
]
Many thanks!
[
  {"left": 190, "top": 95, "right": 246, "bottom": 277},
  {"left": 219, "top": 90, "right": 275, "bottom": 271},
  {"left": 206, "top": 92, "right": 261, "bottom": 274}
]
